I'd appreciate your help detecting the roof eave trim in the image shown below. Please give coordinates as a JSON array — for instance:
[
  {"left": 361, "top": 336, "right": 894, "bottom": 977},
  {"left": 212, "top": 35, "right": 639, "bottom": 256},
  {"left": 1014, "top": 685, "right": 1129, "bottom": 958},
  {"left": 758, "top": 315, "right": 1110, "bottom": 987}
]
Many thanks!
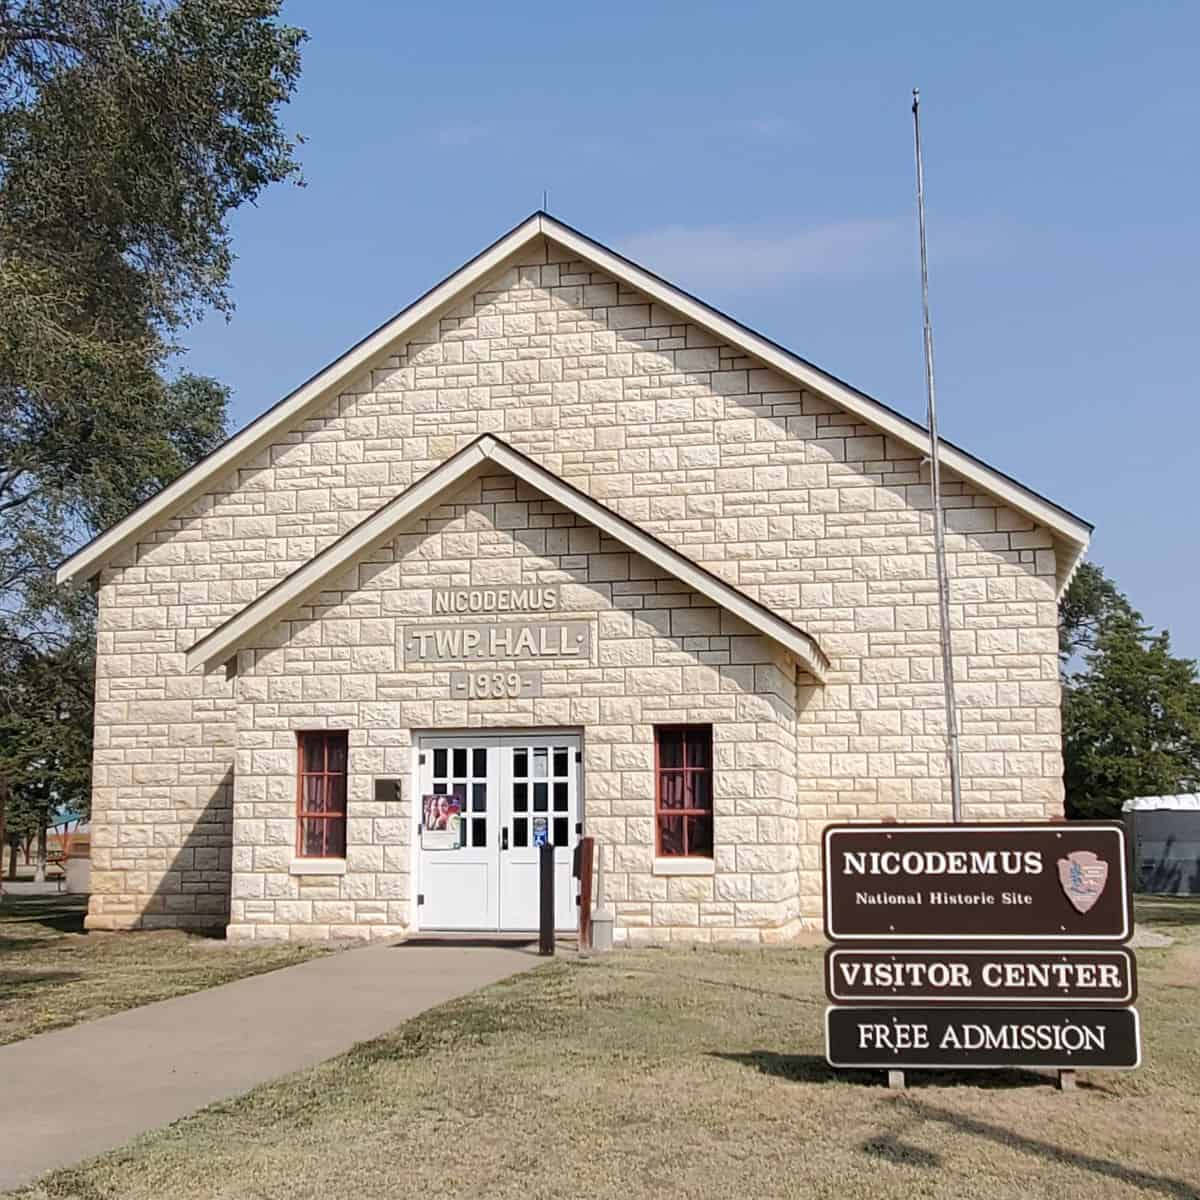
[
  {"left": 538, "top": 219, "right": 1092, "bottom": 550},
  {"left": 185, "top": 434, "right": 829, "bottom": 680},
  {"left": 56, "top": 214, "right": 549, "bottom": 588},
  {"left": 60, "top": 209, "right": 1090, "bottom": 588},
  {"left": 480, "top": 439, "right": 829, "bottom": 680},
  {"left": 184, "top": 439, "right": 491, "bottom": 673}
]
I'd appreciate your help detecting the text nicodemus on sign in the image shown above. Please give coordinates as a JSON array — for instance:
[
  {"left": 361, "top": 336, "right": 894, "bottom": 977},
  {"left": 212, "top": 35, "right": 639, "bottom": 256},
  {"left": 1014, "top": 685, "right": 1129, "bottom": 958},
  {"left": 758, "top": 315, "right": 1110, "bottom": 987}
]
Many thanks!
[{"left": 822, "top": 823, "right": 1131, "bottom": 942}]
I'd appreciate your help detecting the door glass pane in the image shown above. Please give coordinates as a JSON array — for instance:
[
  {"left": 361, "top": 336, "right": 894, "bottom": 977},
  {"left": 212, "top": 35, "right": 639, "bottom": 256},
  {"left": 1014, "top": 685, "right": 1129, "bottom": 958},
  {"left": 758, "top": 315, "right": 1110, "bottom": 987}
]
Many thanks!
[
  {"left": 533, "top": 782, "right": 548, "bottom": 812},
  {"left": 686, "top": 814, "right": 713, "bottom": 856},
  {"left": 453, "top": 747, "right": 467, "bottom": 777},
  {"left": 433, "top": 782, "right": 447, "bottom": 795},
  {"left": 472, "top": 818, "right": 487, "bottom": 848},
  {"left": 433, "top": 747, "right": 447, "bottom": 777},
  {"left": 513, "top": 820, "right": 528, "bottom": 848},
  {"left": 553, "top": 748, "right": 569, "bottom": 776},
  {"left": 513, "top": 783, "right": 527, "bottom": 812},
  {"left": 452, "top": 782, "right": 467, "bottom": 804},
  {"left": 553, "top": 782, "right": 568, "bottom": 811},
  {"left": 533, "top": 747, "right": 548, "bottom": 778},
  {"left": 473, "top": 747, "right": 487, "bottom": 777},
  {"left": 472, "top": 783, "right": 487, "bottom": 812},
  {"left": 513, "top": 749, "right": 527, "bottom": 778},
  {"left": 659, "top": 815, "right": 684, "bottom": 856},
  {"left": 553, "top": 817, "right": 568, "bottom": 847}
]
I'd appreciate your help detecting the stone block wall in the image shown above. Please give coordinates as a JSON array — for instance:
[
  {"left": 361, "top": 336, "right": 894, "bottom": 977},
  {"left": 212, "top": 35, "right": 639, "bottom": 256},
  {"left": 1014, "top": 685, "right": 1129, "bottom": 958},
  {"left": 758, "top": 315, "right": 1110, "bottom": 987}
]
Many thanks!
[
  {"left": 229, "top": 472, "right": 803, "bottom": 942},
  {"left": 86, "top": 232, "right": 1063, "bottom": 934}
]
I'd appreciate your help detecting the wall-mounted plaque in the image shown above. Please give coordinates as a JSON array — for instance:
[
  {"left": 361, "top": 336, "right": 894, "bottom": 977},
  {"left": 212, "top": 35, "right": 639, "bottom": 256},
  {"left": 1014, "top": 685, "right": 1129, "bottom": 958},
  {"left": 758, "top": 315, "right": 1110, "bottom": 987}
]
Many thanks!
[
  {"left": 403, "top": 621, "right": 590, "bottom": 665},
  {"left": 825, "top": 1005, "right": 1141, "bottom": 1070},
  {"left": 823, "top": 823, "right": 1131, "bottom": 942},
  {"left": 825, "top": 947, "right": 1137, "bottom": 1006},
  {"left": 373, "top": 778, "right": 402, "bottom": 805},
  {"left": 450, "top": 671, "right": 542, "bottom": 701}
]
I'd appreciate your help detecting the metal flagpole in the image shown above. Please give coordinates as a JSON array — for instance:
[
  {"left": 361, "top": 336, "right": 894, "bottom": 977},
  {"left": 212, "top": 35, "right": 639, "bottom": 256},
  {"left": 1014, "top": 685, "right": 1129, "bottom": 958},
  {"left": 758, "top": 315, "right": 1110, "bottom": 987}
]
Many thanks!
[{"left": 912, "top": 87, "right": 964, "bottom": 823}]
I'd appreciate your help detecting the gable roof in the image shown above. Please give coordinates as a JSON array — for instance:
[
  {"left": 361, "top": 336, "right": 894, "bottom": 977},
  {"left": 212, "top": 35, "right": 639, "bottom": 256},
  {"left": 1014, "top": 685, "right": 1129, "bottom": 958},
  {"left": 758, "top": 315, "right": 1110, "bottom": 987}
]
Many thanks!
[
  {"left": 184, "top": 434, "right": 830, "bottom": 680},
  {"left": 57, "top": 210, "right": 1092, "bottom": 593}
]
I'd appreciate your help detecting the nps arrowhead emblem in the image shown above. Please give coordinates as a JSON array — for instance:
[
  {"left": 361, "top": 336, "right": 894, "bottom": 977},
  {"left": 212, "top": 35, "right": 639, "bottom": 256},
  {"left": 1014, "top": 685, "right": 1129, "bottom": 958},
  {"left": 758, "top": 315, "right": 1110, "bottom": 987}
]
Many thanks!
[{"left": 1057, "top": 849, "right": 1109, "bottom": 915}]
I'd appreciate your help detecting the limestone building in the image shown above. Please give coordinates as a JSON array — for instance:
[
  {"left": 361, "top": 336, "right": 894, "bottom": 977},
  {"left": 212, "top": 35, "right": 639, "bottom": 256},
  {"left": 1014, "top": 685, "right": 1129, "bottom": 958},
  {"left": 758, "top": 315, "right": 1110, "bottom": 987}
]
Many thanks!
[{"left": 57, "top": 213, "right": 1092, "bottom": 944}]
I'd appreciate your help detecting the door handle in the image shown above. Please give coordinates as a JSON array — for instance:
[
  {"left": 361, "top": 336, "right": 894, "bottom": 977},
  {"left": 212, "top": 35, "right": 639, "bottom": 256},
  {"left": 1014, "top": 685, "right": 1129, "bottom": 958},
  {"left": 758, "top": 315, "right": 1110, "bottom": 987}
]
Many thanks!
[{"left": 501, "top": 828, "right": 509, "bottom": 851}]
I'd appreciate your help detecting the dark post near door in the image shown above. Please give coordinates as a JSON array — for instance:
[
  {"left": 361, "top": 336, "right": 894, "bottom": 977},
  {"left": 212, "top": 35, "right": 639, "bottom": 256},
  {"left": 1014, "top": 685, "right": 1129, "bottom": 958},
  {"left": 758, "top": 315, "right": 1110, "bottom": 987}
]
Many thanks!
[
  {"left": 574, "top": 836, "right": 595, "bottom": 951},
  {"left": 539, "top": 842, "right": 555, "bottom": 956}
]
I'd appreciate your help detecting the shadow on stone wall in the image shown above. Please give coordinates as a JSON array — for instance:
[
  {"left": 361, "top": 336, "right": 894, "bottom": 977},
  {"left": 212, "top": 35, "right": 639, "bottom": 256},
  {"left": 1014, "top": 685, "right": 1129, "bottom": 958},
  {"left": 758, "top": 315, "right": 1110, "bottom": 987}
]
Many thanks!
[{"left": 95, "top": 766, "right": 234, "bottom": 935}]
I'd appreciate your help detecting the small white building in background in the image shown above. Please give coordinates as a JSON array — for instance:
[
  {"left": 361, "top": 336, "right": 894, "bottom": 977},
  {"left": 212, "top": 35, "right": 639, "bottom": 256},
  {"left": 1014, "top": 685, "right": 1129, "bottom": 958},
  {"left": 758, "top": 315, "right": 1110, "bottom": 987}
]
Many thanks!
[
  {"left": 1122, "top": 795, "right": 1200, "bottom": 895},
  {"left": 56, "top": 213, "right": 1092, "bottom": 943}
]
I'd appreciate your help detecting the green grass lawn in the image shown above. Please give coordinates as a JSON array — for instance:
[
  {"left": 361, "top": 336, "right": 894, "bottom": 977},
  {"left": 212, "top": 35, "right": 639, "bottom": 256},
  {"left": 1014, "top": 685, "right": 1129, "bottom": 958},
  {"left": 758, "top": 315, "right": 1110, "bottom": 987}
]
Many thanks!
[
  {"left": 0, "top": 893, "right": 324, "bottom": 1046},
  {"left": 11, "top": 896, "right": 1199, "bottom": 1200}
]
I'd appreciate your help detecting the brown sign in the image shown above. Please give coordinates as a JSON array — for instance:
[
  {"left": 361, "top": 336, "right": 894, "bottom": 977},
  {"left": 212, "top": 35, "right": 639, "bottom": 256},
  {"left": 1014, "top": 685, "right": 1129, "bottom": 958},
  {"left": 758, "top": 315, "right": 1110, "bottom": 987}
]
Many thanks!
[
  {"left": 825, "top": 947, "right": 1137, "bottom": 1005},
  {"left": 825, "top": 1006, "right": 1141, "bottom": 1070},
  {"left": 823, "top": 823, "right": 1130, "bottom": 942}
]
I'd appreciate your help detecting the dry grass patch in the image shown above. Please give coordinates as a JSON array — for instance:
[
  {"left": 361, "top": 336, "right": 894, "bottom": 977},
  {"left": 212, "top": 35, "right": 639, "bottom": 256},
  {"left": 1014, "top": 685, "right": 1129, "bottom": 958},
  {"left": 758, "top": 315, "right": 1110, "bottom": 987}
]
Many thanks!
[
  {"left": 13, "top": 898, "right": 1200, "bottom": 1200},
  {"left": 0, "top": 894, "right": 323, "bottom": 1045}
]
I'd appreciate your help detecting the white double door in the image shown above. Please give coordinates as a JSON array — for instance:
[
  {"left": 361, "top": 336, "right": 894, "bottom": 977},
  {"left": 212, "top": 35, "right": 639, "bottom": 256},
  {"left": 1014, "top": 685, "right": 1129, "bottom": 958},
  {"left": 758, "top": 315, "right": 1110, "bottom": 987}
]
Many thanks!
[{"left": 416, "top": 733, "right": 580, "bottom": 932}]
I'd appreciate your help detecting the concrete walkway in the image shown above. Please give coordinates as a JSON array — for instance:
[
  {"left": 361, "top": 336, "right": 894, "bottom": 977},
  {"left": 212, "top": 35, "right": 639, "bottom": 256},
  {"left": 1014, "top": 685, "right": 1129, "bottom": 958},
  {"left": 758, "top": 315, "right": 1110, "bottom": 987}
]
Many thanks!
[{"left": 0, "top": 940, "right": 540, "bottom": 1191}]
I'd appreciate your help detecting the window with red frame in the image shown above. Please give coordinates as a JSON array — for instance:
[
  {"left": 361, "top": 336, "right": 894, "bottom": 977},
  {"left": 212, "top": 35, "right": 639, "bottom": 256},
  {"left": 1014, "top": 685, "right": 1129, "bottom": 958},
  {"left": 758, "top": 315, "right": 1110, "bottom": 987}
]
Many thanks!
[
  {"left": 655, "top": 725, "right": 713, "bottom": 857},
  {"left": 296, "top": 731, "right": 348, "bottom": 858}
]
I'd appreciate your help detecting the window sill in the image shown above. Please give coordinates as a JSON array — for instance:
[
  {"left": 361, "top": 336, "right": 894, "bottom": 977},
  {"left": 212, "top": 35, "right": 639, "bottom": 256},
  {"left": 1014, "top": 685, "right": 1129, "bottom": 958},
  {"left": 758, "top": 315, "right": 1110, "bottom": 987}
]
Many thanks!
[
  {"left": 289, "top": 858, "right": 347, "bottom": 876},
  {"left": 652, "top": 857, "right": 715, "bottom": 877}
]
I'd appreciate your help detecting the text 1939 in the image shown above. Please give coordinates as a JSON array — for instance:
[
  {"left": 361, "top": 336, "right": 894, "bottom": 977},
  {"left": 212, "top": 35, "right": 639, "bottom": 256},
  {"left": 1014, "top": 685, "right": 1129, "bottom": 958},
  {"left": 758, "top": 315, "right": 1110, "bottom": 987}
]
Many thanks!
[{"left": 450, "top": 670, "right": 543, "bottom": 700}]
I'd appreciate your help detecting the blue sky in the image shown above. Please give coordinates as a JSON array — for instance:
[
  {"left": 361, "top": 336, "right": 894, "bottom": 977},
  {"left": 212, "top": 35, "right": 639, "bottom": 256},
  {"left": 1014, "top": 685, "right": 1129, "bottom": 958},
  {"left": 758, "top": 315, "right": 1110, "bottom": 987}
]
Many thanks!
[{"left": 180, "top": 1, "right": 1199, "bottom": 658}]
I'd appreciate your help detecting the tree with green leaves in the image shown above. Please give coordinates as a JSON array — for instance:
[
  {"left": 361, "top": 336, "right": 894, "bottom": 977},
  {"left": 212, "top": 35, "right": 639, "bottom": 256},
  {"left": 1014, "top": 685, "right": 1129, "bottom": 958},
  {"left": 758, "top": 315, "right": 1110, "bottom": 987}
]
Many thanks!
[
  {"left": 1, "top": 634, "right": 93, "bottom": 877},
  {"left": 0, "top": 1, "right": 306, "bottom": 872},
  {"left": 1059, "top": 562, "right": 1200, "bottom": 818}
]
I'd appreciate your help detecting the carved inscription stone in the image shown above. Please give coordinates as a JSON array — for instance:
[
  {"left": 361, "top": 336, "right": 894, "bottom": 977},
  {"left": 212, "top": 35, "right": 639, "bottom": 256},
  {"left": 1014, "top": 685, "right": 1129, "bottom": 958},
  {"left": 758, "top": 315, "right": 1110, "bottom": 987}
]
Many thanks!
[
  {"left": 450, "top": 671, "right": 543, "bottom": 700},
  {"left": 402, "top": 621, "right": 590, "bottom": 664},
  {"left": 432, "top": 586, "right": 558, "bottom": 615}
]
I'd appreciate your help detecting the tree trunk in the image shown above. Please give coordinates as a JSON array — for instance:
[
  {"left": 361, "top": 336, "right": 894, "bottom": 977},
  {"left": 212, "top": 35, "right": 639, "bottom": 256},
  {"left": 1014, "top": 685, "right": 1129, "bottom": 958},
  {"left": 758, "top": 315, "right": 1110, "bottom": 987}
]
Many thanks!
[
  {"left": 6, "top": 841, "right": 16, "bottom": 882},
  {"left": 34, "top": 820, "right": 47, "bottom": 883}
]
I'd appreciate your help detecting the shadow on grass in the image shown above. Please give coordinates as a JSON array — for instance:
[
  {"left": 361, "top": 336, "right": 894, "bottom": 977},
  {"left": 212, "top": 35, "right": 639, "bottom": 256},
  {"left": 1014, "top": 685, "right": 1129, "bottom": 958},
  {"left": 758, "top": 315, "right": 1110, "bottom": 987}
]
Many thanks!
[
  {"left": 0, "top": 935, "right": 60, "bottom": 955},
  {"left": 0, "top": 895, "right": 88, "bottom": 934},
  {"left": 1135, "top": 896, "right": 1200, "bottom": 927},
  {"left": 0, "top": 970, "right": 85, "bottom": 997},
  {"left": 713, "top": 1051, "right": 1061, "bottom": 1091},
  {"left": 897, "top": 1096, "right": 1200, "bottom": 1198},
  {"left": 859, "top": 1132, "right": 942, "bottom": 1169},
  {"left": 709, "top": 1052, "right": 841, "bottom": 1084}
]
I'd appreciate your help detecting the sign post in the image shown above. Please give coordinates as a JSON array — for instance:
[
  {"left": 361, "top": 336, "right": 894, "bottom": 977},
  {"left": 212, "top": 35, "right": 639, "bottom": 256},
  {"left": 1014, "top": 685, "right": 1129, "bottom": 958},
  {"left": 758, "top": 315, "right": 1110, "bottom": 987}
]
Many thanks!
[{"left": 822, "top": 822, "right": 1140, "bottom": 1085}]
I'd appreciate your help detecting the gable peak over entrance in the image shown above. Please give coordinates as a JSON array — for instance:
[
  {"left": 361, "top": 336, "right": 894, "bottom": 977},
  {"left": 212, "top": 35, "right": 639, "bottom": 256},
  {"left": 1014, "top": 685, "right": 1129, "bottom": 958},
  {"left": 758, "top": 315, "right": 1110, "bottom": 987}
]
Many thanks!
[{"left": 184, "top": 433, "right": 829, "bottom": 681}]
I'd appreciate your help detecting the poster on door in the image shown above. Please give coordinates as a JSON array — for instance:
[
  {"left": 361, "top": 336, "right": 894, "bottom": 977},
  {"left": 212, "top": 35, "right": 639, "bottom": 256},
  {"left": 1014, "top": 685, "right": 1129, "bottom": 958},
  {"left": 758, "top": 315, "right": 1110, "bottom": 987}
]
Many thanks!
[
  {"left": 533, "top": 816, "right": 549, "bottom": 847},
  {"left": 422, "top": 794, "right": 463, "bottom": 850}
]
